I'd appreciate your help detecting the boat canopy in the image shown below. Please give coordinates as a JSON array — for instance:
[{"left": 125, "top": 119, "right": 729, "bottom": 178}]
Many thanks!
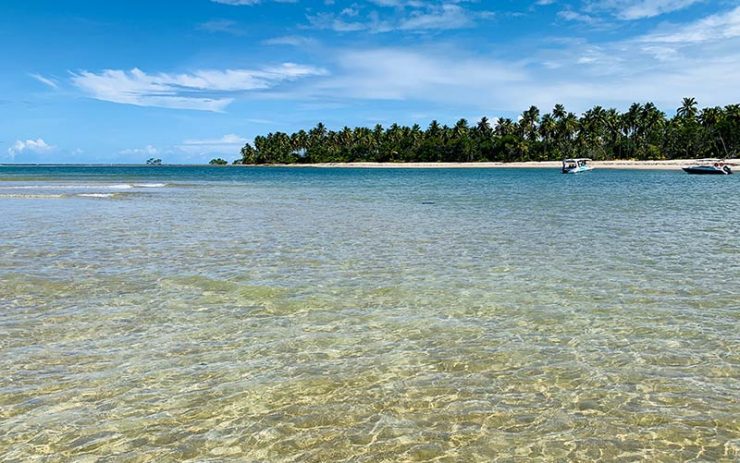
[{"left": 563, "top": 158, "right": 592, "bottom": 162}]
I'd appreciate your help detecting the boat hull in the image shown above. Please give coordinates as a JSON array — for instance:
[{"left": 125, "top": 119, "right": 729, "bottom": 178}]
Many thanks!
[
  {"left": 562, "top": 166, "right": 593, "bottom": 174},
  {"left": 682, "top": 166, "right": 733, "bottom": 175}
]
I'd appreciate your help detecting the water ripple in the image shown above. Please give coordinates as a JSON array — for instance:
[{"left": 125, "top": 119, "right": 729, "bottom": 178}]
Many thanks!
[{"left": 1, "top": 167, "right": 738, "bottom": 461}]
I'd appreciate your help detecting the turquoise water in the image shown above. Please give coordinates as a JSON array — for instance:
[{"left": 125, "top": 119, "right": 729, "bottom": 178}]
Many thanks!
[{"left": 1, "top": 166, "right": 738, "bottom": 461}]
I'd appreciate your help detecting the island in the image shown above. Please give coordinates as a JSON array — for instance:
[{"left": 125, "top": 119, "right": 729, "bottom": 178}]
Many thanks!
[{"left": 235, "top": 99, "right": 739, "bottom": 166}]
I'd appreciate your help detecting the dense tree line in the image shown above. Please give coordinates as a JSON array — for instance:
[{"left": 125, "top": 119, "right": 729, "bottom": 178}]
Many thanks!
[{"left": 236, "top": 98, "right": 740, "bottom": 164}]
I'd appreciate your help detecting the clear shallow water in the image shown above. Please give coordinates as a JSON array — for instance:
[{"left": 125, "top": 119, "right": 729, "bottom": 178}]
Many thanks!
[{"left": 1, "top": 165, "right": 738, "bottom": 462}]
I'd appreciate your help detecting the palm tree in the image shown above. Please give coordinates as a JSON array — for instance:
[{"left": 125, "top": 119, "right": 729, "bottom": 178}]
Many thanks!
[
  {"left": 519, "top": 105, "right": 540, "bottom": 142},
  {"left": 421, "top": 120, "right": 443, "bottom": 162},
  {"left": 240, "top": 143, "right": 258, "bottom": 164},
  {"left": 677, "top": 97, "right": 698, "bottom": 119},
  {"left": 495, "top": 118, "right": 516, "bottom": 137},
  {"left": 291, "top": 129, "right": 308, "bottom": 162},
  {"left": 539, "top": 113, "right": 556, "bottom": 159},
  {"left": 552, "top": 104, "right": 566, "bottom": 121},
  {"left": 699, "top": 106, "right": 728, "bottom": 158},
  {"left": 580, "top": 106, "right": 609, "bottom": 160},
  {"left": 670, "top": 98, "right": 702, "bottom": 159}
]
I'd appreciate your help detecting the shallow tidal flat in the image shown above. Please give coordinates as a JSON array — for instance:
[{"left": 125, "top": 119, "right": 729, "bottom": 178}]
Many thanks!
[{"left": 1, "top": 166, "right": 739, "bottom": 462}]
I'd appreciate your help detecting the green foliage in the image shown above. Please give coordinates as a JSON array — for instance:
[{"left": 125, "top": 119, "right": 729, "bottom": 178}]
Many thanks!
[
  {"left": 209, "top": 158, "right": 228, "bottom": 165},
  {"left": 237, "top": 99, "right": 740, "bottom": 164},
  {"left": 146, "top": 158, "right": 162, "bottom": 165}
]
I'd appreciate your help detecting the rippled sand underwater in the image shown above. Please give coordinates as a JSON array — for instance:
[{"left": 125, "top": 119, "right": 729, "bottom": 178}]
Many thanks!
[{"left": 1, "top": 167, "right": 739, "bottom": 462}]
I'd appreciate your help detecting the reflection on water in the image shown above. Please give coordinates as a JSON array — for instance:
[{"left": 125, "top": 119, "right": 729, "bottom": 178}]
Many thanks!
[{"left": 1, "top": 166, "right": 738, "bottom": 461}]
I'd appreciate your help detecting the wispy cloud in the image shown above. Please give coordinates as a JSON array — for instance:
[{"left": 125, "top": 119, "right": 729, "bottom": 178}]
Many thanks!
[
  {"left": 263, "top": 35, "right": 319, "bottom": 47},
  {"left": 516, "top": 6, "right": 740, "bottom": 109},
  {"left": 30, "top": 73, "right": 58, "bottom": 89},
  {"left": 312, "top": 48, "right": 525, "bottom": 103},
  {"left": 638, "top": 5, "right": 740, "bottom": 43},
  {"left": 558, "top": 9, "right": 600, "bottom": 24},
  {"left": 211, "top": 0, "right": 261, "bottom": 5},
  {"left": 177, "top": 134, "right": 248, "bottom": 155},
  {"left": 197, "top": 19, "right": 245, "bottom": 35},
  {"left": 307, "top": 2, "right": 494, "bottom": 33},
  {"left": 8, "top": 138, "right": 55, "bottom": 158},
  {"left": 308, "top": 12, "right": 368, "bottom": 32},
  {"left": 211, "top": 0, "right": 297, "bottom": 5},
  {"left": 118, "top": 145, "right": 159, "bottom": 156},
  {"left": 71, "top": 64, "right": 328, "bottom": 112},
  {"left": 246, "top": 118, "right": 276, "bottom": 124},
  {"left": 400, "top": 4, "right": 481, "bottom": 30},
  {"left": 116, "top": 135, "right": 248, "bottom": 162},
  {"left": 300, "top": 2, "right": 740, "bottom": 113},
  {"left": 585, "top": 0, "right": 703, "bottom": 20}
]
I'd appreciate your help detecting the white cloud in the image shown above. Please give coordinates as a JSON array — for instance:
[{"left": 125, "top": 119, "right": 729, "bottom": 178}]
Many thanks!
[
  {"left": 298, "top": 10, "right": 739, "bottom": 114},
  {"left": 558, "top": 10, "right": 599, "bottom": 24},
  {"left": 586, "top": 0, "right": 702, "bottom": 20},
  {"left": 71, "top": 64, "right": 327, "bottom": 112},
  {"left": 368, "top": 0, "right": 402, "bottom": 7},
  {"left": 509, "top": 7, "right": 740, "bottom": 109},
  {"left": 308, "top": 13, "right": 368, "bottom": 32},
  {"left": 400, "top": 4, "right": 477, "bottom": 30},
  {"left": 51, "top": 3, "right": 740, "bottom": 137},
  {"left": 621, "top": 0, "right": 700, "bottom": 19},
  {"left": 197, "top": 19, "right": 245, "bottom": 35},
  {"left": 254, "top": 4, "right": 740, "bottom": 114},
  {"left": 638, "top": 5, "right": 740, "bottom": 43},
  {"left": 246, "top": 118, "right": 276, "bottom": 124},
  {"left": 263, "top": 35, "right": 319, "bottom": 47},
  {"left": 115, "top": 136, "right": 247, "bottom": 163},
  {"left": 30, "top": 73, "right": 58, "bottom": 89},
  {"left": 177, "top": 134, "right": 248, "bottom": 155},
  {"left": 210, "top": 0, "right": 297, "bottom": 5},
  {"left": 7, "top": 138, "right": 55, "bottom": 159},
  {"left": 211, "top": 0, "right": 261, "bottom": 5},
  {"left": 341, "top": 7, "right": 360, "bottom": 17},
  {"left": 313, "top": 48, "right": 525, "bottom": 103},
  {"left": 308, "top": 2, "right": 493, "bottom": 33},
  {"left": 118, "top": 145, "right": 159, "bottom": 156},
  {"left": 638, "top": 46, "right": 679, "bottom": 61},
  {"left": 71, "top": 69, "right": 232, "bottom": 112}
]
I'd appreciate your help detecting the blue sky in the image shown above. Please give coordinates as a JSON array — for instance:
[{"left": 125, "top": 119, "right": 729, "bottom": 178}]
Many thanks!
[{"left": 1, "top": 0, "right": 739, "bottom": 163}]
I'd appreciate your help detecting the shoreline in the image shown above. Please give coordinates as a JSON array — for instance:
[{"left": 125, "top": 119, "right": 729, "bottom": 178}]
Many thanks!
[
  {"left": 2, "top": 160, "right": 736, "bottom": 170},
  {"left": 244, "top": 159, "right": 739, "bottom": 170}
]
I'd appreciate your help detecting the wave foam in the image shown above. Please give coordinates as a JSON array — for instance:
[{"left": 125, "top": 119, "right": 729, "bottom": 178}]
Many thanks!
[
  {"left": 0, "top": 194, "right": 65, "bottom": 199},
  {"left": 133, "top": 183, "right": 168, "bottom": 188},
  {"left": 77, "top": 193, "right": 117, "bottom": 198},
  {"left": 0, "top": 182, "right": 169, "bottom": 190}
]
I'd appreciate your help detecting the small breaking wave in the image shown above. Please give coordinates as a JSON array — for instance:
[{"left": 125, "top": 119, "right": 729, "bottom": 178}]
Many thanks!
[
  {"left": 76, "top": 193, "right": 117, "bottom": 198},
  {"left": 0, "top": 183, "right": 170, "bottom": 190},
  {"left": 0, "top": 193, "right": 65, "bottom": 199},
  {"left": 1, "top": 192, "right": 121, "bottom": 199},
  {"left": 133, "top": 183, "right": 167, "bottom": 188}
]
